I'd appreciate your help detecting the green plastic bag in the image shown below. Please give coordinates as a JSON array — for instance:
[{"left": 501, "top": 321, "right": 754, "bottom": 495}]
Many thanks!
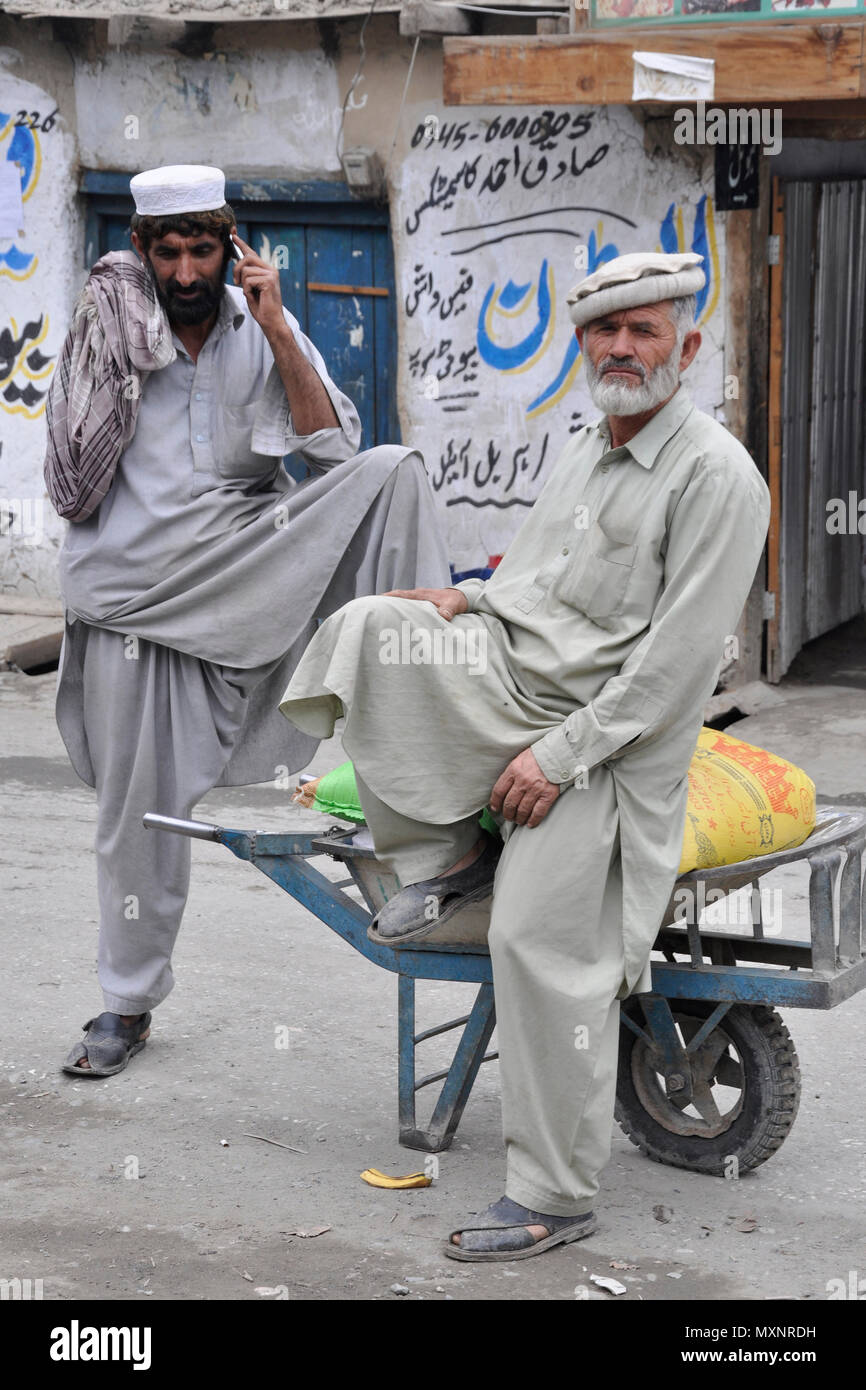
[
  {"left": 310, "top": 760, "right": 501, "bottom": 839},
  {"left": 308, "top": 760, "right": 366, "bottom": 823}
]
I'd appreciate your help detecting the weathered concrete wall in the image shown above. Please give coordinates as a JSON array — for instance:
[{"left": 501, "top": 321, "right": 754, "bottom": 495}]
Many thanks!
[
  {"left": 4, "top": 1, "right": 400, "bottom": 19},
  {"left": 2, "top": 13, "right": 734, "bottom": 621},
  {"left": 73, "top": 15, "right": 430, "bottom": 178},
  {"left": 74, "top": 22, "right": 343, "bottom": 175},
  {"left": 0, "top": 21, "right": 80, "bottom": 599}
]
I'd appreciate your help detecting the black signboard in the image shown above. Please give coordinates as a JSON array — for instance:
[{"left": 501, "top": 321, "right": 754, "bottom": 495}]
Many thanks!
[{"left": 715, "top": 143, "right": 761, "bottom": 210}]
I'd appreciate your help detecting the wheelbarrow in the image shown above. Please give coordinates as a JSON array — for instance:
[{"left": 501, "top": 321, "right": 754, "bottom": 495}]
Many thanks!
[{"left": 143, "top": 802, "right": 866, "bottom": 1176}]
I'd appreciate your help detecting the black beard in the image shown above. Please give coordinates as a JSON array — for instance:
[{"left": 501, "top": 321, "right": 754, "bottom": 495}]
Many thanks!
[
  {"left": 156, "top": 277, "right": 224, "bottom": 325},
  {"left": 147, "top": 252, "right": 230, "bottom": 326}
]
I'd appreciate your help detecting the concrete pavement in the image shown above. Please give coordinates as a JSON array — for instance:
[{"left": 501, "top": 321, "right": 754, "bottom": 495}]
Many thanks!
[{"left": 1, "top": 627, "right": 865, "bottom": 1302}]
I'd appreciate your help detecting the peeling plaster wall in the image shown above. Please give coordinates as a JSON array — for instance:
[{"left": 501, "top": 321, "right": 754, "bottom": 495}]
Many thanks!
[
  {"left": 0, "top": 24, "right": 80, "bottom": 600},
  {"left": 74, "top": 32, "right": 344, "bottom": 175},
  {"left": 5, "top": 1, "right": 400, "bottom": 19},
  {"left": 73, "top": 15, "right": 422, "bottom": 178}
]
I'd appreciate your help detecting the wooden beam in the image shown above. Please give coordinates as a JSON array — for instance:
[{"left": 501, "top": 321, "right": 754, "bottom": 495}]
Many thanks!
[
  {"left": 444, "top": 21, "right": 866, "bottom": 106},
  {"left": 782, "top": 99, "right": 866, "bottom": 122},
  {"left": 785, "top": 113, "right": 866, "bottom": 140},
  {"left": 766, "top": 177, "right": 785, "bottom": 685},
  {"left": 307, "top": 282, "right": 389, "bottom": 297}
]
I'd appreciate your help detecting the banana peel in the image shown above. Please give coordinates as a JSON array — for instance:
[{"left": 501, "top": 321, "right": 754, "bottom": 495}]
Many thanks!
[{"left": 360, "top": 1167, "right": 432, "bottom": 1190}]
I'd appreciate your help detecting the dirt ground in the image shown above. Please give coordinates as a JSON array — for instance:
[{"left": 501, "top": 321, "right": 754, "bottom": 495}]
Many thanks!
[{"left": 2, "top": 650, "right": 865, "bottom": 1303}]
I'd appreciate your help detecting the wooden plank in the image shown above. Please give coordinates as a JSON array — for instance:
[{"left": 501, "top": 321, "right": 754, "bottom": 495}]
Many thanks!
[
  {"left": 307, "top": 282, "right": 390, "bottom": 297},
  {"left": 444, "top": 22, "right": 866, "bottom": 106},
  {"left": 2, "top": 631, "right": 63, "bottom": 673},
  {"left": 766, "top": 177, "right": 785, "bottom": 685},
  {"left": 722, "top": 203, "right": 765, "bottom": 688},
  {"left": 783, "top": 99, "right": 866, "bottom": 125}
]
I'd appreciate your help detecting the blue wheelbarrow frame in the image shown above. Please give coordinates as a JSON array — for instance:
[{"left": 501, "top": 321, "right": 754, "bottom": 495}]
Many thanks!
[{"left": 144, "top": 804, "right": 866, "bottom": 1158}]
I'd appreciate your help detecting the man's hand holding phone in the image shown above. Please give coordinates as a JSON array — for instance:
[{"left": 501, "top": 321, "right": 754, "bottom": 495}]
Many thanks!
[{"left": 229, "top": 229, "right": 284, "bottom": 339}]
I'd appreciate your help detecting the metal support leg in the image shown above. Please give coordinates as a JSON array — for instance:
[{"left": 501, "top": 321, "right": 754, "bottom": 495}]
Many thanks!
[
  {"left": 397, "top": 974, "right": 417, "bottom": 1139},
  {"left": 398, "top": 980, "right": 497, "bottom": 1152},
  {"left": 809, "top": 850, "right": 841, "bottom": 976},
  {"left": 839, "top": 846, "right": 863, "bottom": 964}
]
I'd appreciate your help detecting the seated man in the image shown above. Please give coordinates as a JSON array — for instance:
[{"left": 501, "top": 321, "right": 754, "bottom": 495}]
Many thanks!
[{"left": 279, "top": 252, "right": 771, "bottom": 1260}]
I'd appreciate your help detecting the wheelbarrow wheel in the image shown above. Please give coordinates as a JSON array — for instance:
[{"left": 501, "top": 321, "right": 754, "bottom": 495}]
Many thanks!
[{"left": 615, "top": 999, "right": 801, "bottom": 1175}]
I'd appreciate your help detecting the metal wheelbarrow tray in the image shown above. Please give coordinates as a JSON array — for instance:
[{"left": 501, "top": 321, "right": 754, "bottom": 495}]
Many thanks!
[{"left": 144, "top": 804, "right": 866, "bottom": 1175}]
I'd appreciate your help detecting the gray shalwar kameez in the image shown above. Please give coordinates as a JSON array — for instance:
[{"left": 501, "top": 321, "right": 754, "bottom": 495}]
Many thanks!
[
  {"left": 279, "top": 387, "right": 771, "bottom": 1213},
  {"left": 54, "top": 285, "right": 450, "bottom": 1014}
]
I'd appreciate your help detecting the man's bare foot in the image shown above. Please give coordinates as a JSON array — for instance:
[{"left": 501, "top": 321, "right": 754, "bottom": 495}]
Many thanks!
[
  {"left": 73, "top": 1014, "right": 147, "bottom": 1070},
  {"left": 438, "top": 839, "right": 485, "bottom": 878}
]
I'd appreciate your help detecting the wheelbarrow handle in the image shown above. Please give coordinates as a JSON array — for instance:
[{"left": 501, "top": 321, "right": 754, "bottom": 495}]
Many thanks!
[{"left": 143, "top": 812, "right": 223, "bottom": 841}]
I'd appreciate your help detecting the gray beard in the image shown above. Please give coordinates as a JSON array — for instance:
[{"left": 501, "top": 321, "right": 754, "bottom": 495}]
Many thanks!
[{"left": 585, "top": 350, "right": 682, "bottom": 416}]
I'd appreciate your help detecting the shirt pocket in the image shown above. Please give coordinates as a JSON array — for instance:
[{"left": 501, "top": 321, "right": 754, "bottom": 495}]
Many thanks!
[
  {"left": 215, "top": 401, "right": 278, "bottom": 480},
  {"left": 555, "top": 520, "right": 637, "bottom": 628}
]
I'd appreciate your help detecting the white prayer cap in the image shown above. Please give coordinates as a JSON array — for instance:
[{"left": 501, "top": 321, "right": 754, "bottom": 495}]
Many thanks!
[
  {"left": 568, "top": 251, "right": 705, "bottom": 328},
  {"left": 130, "top": 165, "right": 226, "bottom": 217}
]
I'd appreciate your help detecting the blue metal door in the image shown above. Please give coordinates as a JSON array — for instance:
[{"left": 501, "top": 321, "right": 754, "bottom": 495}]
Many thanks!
[{"left": 243, "top": 220, "right": 397, "bottom": 452}]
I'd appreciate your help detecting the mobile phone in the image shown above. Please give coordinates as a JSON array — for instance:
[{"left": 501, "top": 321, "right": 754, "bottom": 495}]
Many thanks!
[{"left": 229, "top": 234, "right": 260, "bottom": 299}]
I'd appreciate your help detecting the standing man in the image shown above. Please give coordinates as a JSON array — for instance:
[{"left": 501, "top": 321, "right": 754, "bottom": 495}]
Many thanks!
[
  {"left": 45, "top": 165, "right": 449, "bottom": 1076},
  {"left": 279, "top": 252, "right": 771, "bottom": 1258}
]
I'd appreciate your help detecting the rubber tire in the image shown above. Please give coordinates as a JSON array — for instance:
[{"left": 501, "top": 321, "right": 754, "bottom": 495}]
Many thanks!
[{"left": 615, "top": 999, "right": 801, "bottom": 1175}]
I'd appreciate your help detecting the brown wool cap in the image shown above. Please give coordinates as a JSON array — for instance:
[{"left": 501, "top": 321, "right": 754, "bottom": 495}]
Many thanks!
[{"left": 568, "top": 251, "right": 706, "bottom": 328}]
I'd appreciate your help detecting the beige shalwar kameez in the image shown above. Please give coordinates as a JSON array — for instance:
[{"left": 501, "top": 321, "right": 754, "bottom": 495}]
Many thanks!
[{"left": 280, "top": 386, "right": 771, "bottom": 1213}]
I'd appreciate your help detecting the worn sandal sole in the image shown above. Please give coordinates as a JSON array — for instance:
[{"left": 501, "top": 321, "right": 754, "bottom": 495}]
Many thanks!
[
  {"left": 367, "top": 879, "right": 496, "bottom": 948},
  {"left": 62, "top": 1030, "right": 151, "bottom": 1078},
  {"left": 444, "top": 1213, "right": 598, "bottom": 1262}
]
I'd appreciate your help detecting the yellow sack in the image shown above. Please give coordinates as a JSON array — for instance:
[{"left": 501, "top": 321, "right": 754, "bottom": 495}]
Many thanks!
[{"left": 678, "top": 727, "right": 816, "bottom": 875}]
